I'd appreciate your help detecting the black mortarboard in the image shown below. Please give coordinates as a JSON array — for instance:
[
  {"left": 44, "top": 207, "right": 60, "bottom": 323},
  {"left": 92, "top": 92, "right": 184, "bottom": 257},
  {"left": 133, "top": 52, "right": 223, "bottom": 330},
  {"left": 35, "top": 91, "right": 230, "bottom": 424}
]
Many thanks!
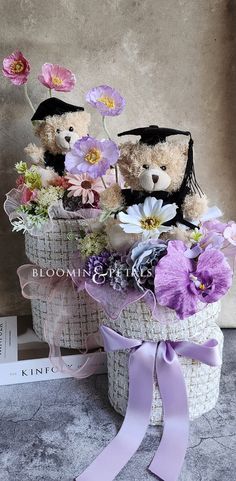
[
  {"left": 118, "top": 125, "right": 203, "bottom": 196},
  {"left": 31, "top": 97, "right": 84, "bottom": 121},
  {"left": 118, "top": 125, "right": 191, "bottom": 145}
]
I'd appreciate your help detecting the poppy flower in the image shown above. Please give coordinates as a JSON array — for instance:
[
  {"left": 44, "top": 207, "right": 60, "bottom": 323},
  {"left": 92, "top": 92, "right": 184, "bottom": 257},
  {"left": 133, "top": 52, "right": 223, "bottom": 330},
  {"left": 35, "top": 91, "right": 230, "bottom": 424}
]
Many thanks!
[
  {"left": 65, "top": 136, "right": 119, "bottom": 178},
  {"left": 38, "top": 63, "right": 76, "bottom": 92},
  {"left": 2, "top": 51, "right": 30, "bottom": 85},
  {"left": 86, "top": 85, "right": 125, "bottom": 116}
]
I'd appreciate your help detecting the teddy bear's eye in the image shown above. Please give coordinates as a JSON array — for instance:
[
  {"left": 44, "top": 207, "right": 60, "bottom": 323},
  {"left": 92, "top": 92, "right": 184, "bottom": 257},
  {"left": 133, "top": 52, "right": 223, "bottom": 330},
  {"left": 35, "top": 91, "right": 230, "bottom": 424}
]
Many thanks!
[
  {"left": 161, "top": 166, "right": 167, "bottom": 171},
  {"left": 142, "top": 164, "right": 149, "bottom": 170},
  {"left": 69, "top": 126, "right": 74, "bottom": 132},
  {"left": 56, "top": 128, "right": 60, "bottom": 134}
]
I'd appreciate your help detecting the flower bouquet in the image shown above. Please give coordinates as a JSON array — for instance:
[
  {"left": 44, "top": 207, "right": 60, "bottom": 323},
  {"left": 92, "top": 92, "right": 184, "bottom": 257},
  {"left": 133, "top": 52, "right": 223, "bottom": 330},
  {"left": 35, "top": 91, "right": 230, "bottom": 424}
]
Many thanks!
[
  {"left": 3, "top": 51, "right": 124, "bottom": 348},
  {"left": 69, "top": 203, "right": 236, "bottom": 480}
]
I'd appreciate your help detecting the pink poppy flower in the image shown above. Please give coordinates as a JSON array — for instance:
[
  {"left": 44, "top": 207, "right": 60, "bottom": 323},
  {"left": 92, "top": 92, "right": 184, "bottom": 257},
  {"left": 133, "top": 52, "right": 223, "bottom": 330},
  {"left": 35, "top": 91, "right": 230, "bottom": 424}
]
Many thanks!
[
  {"left": 2, "top": 51, "right": 30, "bottom": 85},
  {"left": 155, "top": 240, "right": 232, "bottom": 319},
  {"left": 66, "top": 173, "right": 103, "bottom": 205},
  {"left": 38, "top": 63, "right": 76, "bottom": 92}
]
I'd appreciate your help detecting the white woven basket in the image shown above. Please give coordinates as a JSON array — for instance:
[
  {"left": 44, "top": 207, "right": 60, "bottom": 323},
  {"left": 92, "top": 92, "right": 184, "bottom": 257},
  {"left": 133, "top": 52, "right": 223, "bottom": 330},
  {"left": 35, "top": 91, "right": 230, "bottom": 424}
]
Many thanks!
[
  {"left": 105, "top": 302, "right": 223, "bottom": 425},
  {"left": 25, "top": 218, "right": 90, "bottom": 270},
  {"left": 103, "top": 300, "right": 221, "bottom": 342},
  {"left": 31, "top": 289, "right": 105, "bottom": 349}
]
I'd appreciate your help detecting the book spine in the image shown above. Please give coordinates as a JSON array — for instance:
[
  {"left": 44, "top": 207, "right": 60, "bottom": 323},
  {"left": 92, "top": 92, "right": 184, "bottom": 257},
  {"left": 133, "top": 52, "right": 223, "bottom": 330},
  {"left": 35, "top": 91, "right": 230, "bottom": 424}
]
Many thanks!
[
  {"left": 0, "top": 352, "right": 107, "bottom": 385},
  {"left": 0, "top": 317, "right": 17, "bottom": 363}
]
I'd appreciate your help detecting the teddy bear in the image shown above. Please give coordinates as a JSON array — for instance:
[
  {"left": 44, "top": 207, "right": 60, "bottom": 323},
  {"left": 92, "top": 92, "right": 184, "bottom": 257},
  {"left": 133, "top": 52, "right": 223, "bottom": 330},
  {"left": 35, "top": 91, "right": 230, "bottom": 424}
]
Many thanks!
[
  {"left": 100, "top": 125, "right": 208, "bottom": 228},
  {"left": 24, "top": 97, "right": 90, "bottom": 177}
]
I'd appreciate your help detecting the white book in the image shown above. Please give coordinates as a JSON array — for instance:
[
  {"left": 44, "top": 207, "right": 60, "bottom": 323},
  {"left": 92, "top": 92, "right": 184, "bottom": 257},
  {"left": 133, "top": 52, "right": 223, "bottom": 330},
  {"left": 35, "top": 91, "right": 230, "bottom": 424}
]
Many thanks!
[{"left": 0, "top": 316, "right": 107, "bottom": 386}]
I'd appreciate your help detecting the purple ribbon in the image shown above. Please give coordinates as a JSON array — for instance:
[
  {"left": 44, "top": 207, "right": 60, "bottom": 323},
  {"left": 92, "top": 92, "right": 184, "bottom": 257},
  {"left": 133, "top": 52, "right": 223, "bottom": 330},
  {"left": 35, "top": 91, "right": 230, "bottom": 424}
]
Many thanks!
[{"left": 74, "top": 326, "right": 221, "bottom": 481}]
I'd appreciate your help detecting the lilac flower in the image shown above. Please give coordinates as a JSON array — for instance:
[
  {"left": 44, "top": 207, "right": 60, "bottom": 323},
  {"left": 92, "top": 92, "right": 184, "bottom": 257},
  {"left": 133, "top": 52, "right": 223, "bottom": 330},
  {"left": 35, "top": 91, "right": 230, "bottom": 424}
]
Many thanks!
[
  {"left": 128, "top": 239, "right": 167, "bottom": 291},
  {"left": 65, "top": 136, "right": 119, "bottom": 179},
  {"left": 155, "top": 240, "right": 232, "bottom": 319},
  {"left": 86, "top": 85, "right": 126, "bottom": 116}
]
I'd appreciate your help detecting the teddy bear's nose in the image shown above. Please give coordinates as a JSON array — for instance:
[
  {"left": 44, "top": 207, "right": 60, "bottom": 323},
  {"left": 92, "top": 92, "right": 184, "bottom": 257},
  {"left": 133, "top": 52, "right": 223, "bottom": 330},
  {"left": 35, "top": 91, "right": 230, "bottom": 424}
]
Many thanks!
[
  {"left": 152, "top": 175, "right": 159, "bottom": 184},
  {"left": 65, "top": 136, "right": 71, "bottom": 143}
]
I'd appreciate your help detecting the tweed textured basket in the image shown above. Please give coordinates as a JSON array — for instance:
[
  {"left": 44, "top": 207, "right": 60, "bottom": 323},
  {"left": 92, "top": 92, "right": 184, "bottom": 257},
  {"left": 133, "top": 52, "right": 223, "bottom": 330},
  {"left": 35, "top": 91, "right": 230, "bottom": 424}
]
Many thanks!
[
  {"left": 103, "top": 300, "right": 221, "bottom": 342},
  {"left": 24, "top": 217, "right": 105, "bottom": 348},
  {"left": 25, "top": 218, "right": 91, "bottom": 270},
  {"left": 106, "top": 302, "right": 223, "bottom": 425},
  {"left": 31, "top": 289, "right": 105, "bottom": 349}
]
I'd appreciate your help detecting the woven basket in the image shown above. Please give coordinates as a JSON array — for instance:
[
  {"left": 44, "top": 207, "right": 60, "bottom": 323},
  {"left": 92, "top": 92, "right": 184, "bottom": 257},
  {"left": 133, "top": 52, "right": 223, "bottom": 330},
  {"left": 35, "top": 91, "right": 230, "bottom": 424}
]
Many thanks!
[
  {"left": 103, "top": 300, "right": 221, "bottom": 342},
  {"left": 105, "top": 302, "right": 223, "bottom": 425},
  {"left": 25, "top": 218, "right": 90, "bottom": 270},
  {"left": 31, "top": 289, "right": 105, "bottom": 349},
  {"left": 25, "top": 217, "right": 105, "bottom": 348}
]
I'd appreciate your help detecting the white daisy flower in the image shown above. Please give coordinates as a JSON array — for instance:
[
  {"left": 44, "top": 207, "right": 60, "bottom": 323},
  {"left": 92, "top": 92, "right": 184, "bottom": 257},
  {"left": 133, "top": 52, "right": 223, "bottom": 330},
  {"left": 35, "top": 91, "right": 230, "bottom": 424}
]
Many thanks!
[{"left": 118, "top": 197, "right": 178, "bottom": 239}]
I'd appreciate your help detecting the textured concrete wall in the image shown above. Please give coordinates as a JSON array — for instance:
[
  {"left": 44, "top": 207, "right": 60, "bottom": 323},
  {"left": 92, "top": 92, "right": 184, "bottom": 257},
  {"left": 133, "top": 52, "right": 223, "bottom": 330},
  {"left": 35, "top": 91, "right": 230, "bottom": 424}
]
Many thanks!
[{"left": 0, "top": 0, "right": 236, "bottom": 324}]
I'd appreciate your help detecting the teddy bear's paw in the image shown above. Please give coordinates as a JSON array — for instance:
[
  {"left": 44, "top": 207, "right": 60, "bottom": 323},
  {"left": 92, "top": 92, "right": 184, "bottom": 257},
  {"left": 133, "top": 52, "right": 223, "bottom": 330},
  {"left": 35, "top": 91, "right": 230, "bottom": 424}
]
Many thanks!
[
  {"left": 99, "top": 184, "right": 124, "bottom": 211},
  {"left": 183, "top": 193, "right": 208, "bottom": 221},
  {"left": 24, "top": 143, "right": 45, "bottom": 165}
]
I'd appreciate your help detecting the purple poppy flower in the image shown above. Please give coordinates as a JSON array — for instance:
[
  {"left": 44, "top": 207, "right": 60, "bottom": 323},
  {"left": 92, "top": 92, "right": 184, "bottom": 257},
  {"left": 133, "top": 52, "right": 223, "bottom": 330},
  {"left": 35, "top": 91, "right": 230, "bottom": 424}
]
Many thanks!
[
  {"left": 155, "top": 240, "right": 232, "bottom": 319},
  {"left": 65, "top": 136, "right": 119, "bottom": 179},
  {"left": 86, "top": 85, "right": 126, "bottom": 116}
]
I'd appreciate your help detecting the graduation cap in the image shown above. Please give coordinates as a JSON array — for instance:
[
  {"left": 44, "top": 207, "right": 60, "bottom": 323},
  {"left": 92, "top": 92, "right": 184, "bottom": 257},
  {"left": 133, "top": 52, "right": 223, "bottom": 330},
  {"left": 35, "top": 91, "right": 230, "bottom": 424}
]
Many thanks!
[
  {"left": 118, "top": 125, "right": 203, "bottom": 196},
  {"left": 118, "top": 125, "right": 191, "bottom": 146},
  {"left": 31, "top": 97, "right": 84, "bottom": 122}
]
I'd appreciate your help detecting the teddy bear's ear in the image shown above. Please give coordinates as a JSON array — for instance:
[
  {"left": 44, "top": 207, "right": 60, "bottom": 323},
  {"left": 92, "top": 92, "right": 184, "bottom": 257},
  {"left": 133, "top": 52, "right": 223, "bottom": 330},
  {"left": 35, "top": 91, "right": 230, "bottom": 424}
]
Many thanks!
[
  {"left": 32, "top": 120, "right": 46, "bottom": 137},
  {"left": 118, "top": 142, "right": 136, "bottom": 168}
]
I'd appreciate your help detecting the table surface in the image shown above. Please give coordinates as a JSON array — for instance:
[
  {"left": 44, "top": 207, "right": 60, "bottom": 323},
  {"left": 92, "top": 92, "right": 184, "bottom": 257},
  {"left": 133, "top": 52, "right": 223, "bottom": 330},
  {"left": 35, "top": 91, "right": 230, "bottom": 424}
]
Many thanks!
[{"left": 0, "top": 329, "right": 235, "bottom": 481}]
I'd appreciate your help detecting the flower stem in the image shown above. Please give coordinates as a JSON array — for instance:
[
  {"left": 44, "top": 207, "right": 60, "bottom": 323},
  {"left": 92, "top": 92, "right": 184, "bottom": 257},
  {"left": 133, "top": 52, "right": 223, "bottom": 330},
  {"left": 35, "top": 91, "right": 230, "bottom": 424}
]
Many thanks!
[
  {"left": 49, "top": 88, "right": 52, "bottom": 98},
  {"left": 23, "top": 84, "right": 35, "bottom": 113},
  {"left": 102, "top": 116, "right": 119, "bottom": 184},
  {"left": 101, "top": 176, "right": 107, "bottom": 189},
  {"left": 102, "top": 116, "right": 111, "bottom": 140}
]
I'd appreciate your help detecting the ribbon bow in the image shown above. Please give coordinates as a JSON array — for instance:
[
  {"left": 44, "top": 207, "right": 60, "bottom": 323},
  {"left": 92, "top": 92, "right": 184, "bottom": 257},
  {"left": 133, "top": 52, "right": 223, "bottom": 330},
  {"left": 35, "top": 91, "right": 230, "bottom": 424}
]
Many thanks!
[{"left": 75, "top": 325, "right": 221, "bottom": 481}]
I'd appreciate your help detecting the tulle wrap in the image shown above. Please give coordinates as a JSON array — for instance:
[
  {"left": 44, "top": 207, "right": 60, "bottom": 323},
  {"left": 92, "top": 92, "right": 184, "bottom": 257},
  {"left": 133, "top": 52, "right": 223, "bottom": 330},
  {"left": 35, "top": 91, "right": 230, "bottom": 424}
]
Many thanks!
[
  {"left": 4, "top": 186, "right": 102, "bottom": 235},
  {"left": 71, "top": 251, "right": 167, "bottom": 322},
  {"left": 17, "top": 264, "right": 103, "bottom": 379}
]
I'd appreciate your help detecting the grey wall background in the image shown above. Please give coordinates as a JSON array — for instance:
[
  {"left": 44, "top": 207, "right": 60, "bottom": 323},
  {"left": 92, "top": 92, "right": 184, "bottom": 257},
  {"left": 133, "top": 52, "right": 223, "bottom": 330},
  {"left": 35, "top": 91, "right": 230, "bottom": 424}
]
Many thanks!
[{"left": 0, "top": 0, "right": 236, "bottom": 325}]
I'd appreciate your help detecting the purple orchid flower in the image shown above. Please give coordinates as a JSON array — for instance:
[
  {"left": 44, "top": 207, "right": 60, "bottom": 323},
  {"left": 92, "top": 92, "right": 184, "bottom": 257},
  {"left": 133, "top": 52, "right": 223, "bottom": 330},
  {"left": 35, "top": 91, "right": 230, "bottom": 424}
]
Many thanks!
[
  {"left": 155, "top": 240, "right": 232, "bottom": 319},
  {"left": 65, "top": 136, "right": 119, "bottom": 179},
  {"left": 86, "top": 85, "right": 126, "bottom": 116}
]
